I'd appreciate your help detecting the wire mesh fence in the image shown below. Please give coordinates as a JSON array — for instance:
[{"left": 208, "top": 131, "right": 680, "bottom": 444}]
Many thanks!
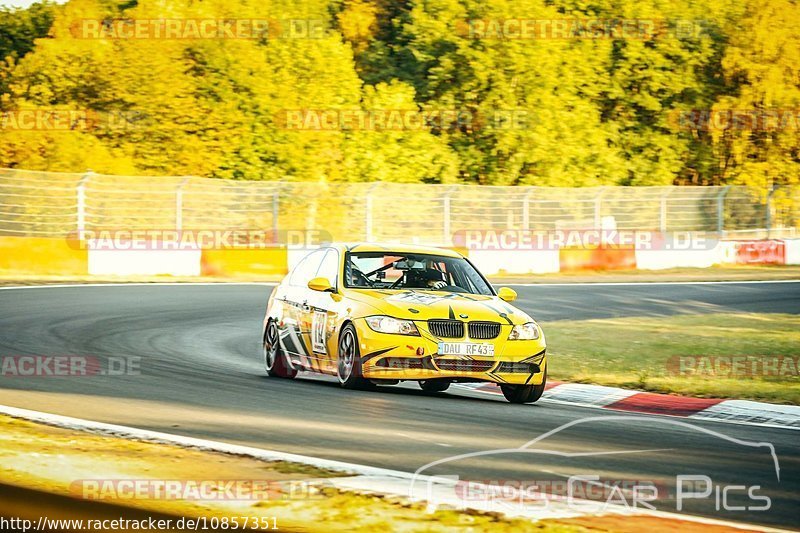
[{"left": 1, "top": 168, "right": 797, "bottom": 245}]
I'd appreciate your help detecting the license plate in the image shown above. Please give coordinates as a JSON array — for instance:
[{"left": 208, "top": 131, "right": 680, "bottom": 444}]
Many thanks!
[{"left": 438, "top": 342, "right": 495, "bottom": 356}]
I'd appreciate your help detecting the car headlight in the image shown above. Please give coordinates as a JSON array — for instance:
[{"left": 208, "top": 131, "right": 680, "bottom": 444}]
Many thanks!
[
  {"left": 508, "top": 322, "right": 540, "bottom": 340},
  {"left": 365, "top": 316, "right": 420, "bottom": 336}
]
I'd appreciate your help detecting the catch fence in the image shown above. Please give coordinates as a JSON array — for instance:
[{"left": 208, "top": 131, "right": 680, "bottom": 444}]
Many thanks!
[{"left": 1, "top": 168, "right": 797, "bottom": 244}]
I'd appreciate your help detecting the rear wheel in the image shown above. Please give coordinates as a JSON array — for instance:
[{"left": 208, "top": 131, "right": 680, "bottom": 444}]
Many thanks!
[
  {"left": 337, "top": 324, "right": 373, "bottom": 390},
  {"left": 500, "top": 371, "right": 546, "bottom": 404},
  {"left": 263, "top": 320, "right": 297, "bottom": 379},
  {"left": 419, "top": 380, "right": 450, "bottom": 393}
]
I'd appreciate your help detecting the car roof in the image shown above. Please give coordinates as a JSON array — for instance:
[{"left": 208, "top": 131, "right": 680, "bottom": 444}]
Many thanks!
[{"left": 332, "top": 242, "right": 464, "bottom": 258}]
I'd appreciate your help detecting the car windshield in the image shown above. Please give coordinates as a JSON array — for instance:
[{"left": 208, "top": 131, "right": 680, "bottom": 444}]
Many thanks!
[{"left": 345, "top": 252, "right": 493, "bottom": 295}]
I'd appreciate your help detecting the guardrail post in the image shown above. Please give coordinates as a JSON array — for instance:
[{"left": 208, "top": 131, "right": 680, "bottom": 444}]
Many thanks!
[
  {"left": 659, "top": 189, "right": 671, "bottom": 233},
  {"left": 523, "top": 189, "right": 533, "bottom": 230},
  {"left": 365, "top": 183, "right": 378, "bottom": 241},
  {"left": 594, "top": 187, "right": 605, "bottom": 228},
  {"left": 443, "top": 187, "right": 454, "bottom": 246},
  {"left": 272, "top": 189, "right": 280, "bottom": 237},
  {"left": 717, "top": 186, "right": 731, "bottom": 237},
  {"left": 176, "top": 178, "right": 188, "bottom": 232},
  {"left": 766, "top": 185, "right": 777, "bottom": 238},
  {"left": 77, "top": 170, "right": 92, "bottom": 240}
]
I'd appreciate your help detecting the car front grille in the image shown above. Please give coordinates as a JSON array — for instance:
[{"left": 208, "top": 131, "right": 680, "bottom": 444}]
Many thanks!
[
  {"left": 428, "top": 319, "right": 464, "bottom": 338},
  {"left": 468, "top": 321, "right": 501, "bottom": 339},
  {"left": 435, "top": 359, "right": 495, "bottom": 372}
]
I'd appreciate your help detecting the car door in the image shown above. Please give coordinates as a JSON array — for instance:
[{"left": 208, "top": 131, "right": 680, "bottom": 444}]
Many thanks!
[
  {"left": 281, "top": 248, "right": 326, "bottom": 369},
  {"left": 306, "top": 247, "right": 341, "bottom": 374}
]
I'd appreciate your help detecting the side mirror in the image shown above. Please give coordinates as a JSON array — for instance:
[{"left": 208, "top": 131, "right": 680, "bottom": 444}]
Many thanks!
[
  {"left": 308, "top": 277, "right": 335, "bottom": 293},
  {"left": 497, "top": 287, "right": 517, "bottom": 302}
]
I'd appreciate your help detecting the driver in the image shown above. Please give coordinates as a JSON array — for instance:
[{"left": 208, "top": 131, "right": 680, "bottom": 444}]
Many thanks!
[
  {"left": 427, "top": 275, "right": 447, "bottom": 290},
  {"left": 349, "top": 267, "right": 370, "bottom": 287},
  {"left": 407, "top": 261, "right": 447, "bottom": 290}
]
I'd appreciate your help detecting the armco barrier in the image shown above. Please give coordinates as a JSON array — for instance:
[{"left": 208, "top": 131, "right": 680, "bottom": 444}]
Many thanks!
[
  {"left": 558, "top": 246, "right": 637, "bottom": 271},
  {"left": 786, "top": 239, "right": 800, "bottom": 265},
  {"left": 200, "top": 248, "right": 288, "bottom": 277},
  {"left": 2, "top": 236, "right": 798, "bottom": 277},
  {"left": 0, "top": 236, "right": 87, "bottom": 275},
  {"left": 719, "top": 241, "right": 738, "bottom": 264},
  {"left": 468, "top": 250, "right": 560, "bottom": 275},
  {"left": 731, "top": 239, "right": 786, "bottom": 265},
  {"left": 635, "top": 247, "right": 722, "bottom": 270},
  {"left": 89, "top": 247, "right": 201, "bottom": 276}
]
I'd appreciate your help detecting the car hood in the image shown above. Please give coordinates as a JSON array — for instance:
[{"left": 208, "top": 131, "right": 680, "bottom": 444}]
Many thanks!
[{"left": 344, "top": 288, "right": 533, "bottom": 325}]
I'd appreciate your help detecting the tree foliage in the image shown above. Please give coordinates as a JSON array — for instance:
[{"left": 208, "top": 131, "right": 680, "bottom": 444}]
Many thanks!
[{"left": 0, "top": 0, "right": 796, "bottom": 189}]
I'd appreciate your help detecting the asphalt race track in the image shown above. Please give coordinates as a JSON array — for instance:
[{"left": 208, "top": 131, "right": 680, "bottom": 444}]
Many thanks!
[{"left": 1, "top": 282, "right": 798, "bottom": 529}]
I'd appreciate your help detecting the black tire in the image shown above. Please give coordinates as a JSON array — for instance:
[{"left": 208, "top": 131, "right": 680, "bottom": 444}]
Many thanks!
[
  {"left": 337, "top": 324, "right": 373, "bottom": 390},
  {"left": 263, "top": 320, "right": 297, "bottom": 379},
  {"left": 500, "top": 371, "right": 546, "bottom": 404},
  {"left": 418, "top": 380, "right": 451, "bottom": 393}
]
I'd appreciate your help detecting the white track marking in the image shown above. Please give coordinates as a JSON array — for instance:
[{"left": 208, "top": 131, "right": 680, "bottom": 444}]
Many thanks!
[
  {"left": 455, "top": 383, "right": 800, "bottom": 431},
  {"left": 395, "top": 432, "right": 452, "bottom": 447},
  {"left": 0, "top": 403, "right": 411, "bottom": 478},
  {"left": 452, "top": 384, "right": 800, "bottom": 431},
  {"left": 690, "top": 401, "right": 800, "bottom": 428}
]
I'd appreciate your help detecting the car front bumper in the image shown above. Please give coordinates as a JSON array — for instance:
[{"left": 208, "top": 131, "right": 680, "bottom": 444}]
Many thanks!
[{"left": 355, "top": 318, "right": 547, "bottom": 385}]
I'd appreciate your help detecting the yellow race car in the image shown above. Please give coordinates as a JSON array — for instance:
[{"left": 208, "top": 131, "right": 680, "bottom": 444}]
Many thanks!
[{"left": 262, "top": 243, "right": 547, "bottom": 403}]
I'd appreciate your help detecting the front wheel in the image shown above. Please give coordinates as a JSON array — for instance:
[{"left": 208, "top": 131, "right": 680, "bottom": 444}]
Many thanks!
[
  {"left": 264, "top": 320, "right": 297, "bottom": 379},
  {"left": 337, "top": 324, "right": 373, "bottom": 390},
  {"left": 500, "top": 371, "right": 546, "bottom": 404}
]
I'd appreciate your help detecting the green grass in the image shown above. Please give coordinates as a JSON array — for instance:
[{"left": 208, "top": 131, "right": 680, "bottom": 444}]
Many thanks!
[{"left": 545, "top": 313, "right": 800, "bottom": 404}]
